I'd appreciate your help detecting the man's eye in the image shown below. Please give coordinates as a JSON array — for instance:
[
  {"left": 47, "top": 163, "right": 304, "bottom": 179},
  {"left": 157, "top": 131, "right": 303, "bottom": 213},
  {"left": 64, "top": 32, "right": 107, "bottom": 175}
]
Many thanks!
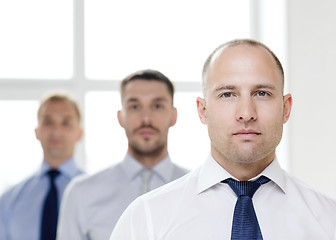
[
  {"left": 257, "top": 91, "right": 268, "bottom": 97},
  {"left": 221, "top": 92, "right": 232, "bottom": 98},
  {"left": 153, "top": 104, "right": 163, "bottom": 109},
  {"left": 129, "top": 105, "right": 139, "bottom": 110},
  {"left": 42, "top": 120, "right": 52, "bottom": 126},
  {"left": 63, "top": 121, "right": 71, "bottom": 127}
]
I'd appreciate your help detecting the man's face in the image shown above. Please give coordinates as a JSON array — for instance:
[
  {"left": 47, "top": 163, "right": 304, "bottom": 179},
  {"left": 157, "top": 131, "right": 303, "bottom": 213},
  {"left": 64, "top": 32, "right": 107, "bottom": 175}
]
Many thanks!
[
  {"left": 35, "top": 100, "right": 83, "bottom": 164},
  {"left": 197, "top": 45, "right": 292, "bottom": 166},
  {"left": 118, "top": 80, "right": 177, "bottom": 157}
]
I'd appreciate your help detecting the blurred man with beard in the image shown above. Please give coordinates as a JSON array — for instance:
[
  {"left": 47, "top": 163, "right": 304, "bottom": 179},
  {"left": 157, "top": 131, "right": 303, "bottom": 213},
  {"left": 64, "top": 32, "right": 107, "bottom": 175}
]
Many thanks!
[{"left": 57, "top": 69, "right": 188, "bottom": 240}]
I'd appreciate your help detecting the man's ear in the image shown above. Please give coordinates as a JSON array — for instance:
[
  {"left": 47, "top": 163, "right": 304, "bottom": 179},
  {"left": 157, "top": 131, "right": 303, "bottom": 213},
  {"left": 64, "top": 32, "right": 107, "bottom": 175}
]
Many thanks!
[
  {"left": 35, "top": 128, "right": 40, "bottom": 140},
  {"left": 169, "top": 107, "right": 177, "bottom": 127},
  {"left": 77, "top": 128, "right": 84, "bottom": 141},
  {"left": 197, "top": 97, "right": 207, "bottom": 125},
  {"left": 283, "top": 94, "right": 293, "bottom": 124},
  {"left": 117, "top": 110, "right": 124, "bottom": 128}
]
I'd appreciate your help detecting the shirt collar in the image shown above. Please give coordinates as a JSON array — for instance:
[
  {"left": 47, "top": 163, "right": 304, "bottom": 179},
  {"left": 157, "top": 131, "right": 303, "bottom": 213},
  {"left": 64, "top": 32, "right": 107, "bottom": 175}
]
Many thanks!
[
  {"left": 197, "top": 155, "right": 286, "bottom": 194},
  {"left": 152, "top": 155, "right": 174, "bottom": 182},
  {"left": 257, "top": 157, "right": 286, "bottom": 193},
  {"left": 38, "top": 157, "right": 82, "bottom": 180},
  {"left": 121, "top": 152, "right": 174, "bottom": 183}
]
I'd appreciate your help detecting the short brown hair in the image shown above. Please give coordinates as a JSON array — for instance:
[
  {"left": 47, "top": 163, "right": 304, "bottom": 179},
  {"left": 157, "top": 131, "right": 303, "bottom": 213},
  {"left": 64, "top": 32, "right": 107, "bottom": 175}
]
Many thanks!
[
  {"left": 120, "top": 69, "right": 175, "bottom": 104},
  {"left": 38, "top": 91, "right": 81, "bottom": 123}
]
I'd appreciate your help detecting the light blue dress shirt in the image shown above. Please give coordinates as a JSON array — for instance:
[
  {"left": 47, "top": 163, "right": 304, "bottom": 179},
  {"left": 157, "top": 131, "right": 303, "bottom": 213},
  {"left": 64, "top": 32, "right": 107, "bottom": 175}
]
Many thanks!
[
  {"left": 57, "top": 153, "right": 188, "bottom": 240},
  {"left": 0, "top": 158, "right": 82, "bottom": 240}
]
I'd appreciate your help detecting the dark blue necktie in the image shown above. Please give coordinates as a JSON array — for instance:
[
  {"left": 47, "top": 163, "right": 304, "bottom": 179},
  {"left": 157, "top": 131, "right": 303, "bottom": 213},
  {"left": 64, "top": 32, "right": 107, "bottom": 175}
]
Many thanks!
[
  {"left": 40, "top": 169, "right": 60, "bottom": 240},
  {"left": 222, "top": 176, "right": 270, "bottom": 240}
]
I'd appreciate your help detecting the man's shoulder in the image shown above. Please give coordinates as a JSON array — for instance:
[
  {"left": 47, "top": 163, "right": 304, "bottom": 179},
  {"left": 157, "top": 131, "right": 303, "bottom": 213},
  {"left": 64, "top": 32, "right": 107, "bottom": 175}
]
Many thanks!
[
  {"left": 68, "top": 163, "right": 124, "bottom": 190},
  {"left": 284, "top": 171, "right": 336, "bottom": 210},
  {"left": 141, "top": 168, "right": 198, "bottom": 204},
  {"left": 0, "top": 173, "right": 37, "bottom": 207},
  {"left": 171, "top": 163, "right": 189, "bottom": 178}
]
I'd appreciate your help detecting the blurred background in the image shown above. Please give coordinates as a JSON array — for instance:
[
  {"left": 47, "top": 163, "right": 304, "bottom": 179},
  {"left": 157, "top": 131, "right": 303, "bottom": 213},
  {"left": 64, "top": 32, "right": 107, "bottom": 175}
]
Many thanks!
[{"left": 0, "top": 0, "right": 335, "bottom": 199}]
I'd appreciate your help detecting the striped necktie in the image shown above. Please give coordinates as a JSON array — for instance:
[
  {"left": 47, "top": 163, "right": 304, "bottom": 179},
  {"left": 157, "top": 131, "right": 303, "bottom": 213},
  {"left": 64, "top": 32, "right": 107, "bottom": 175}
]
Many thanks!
[
  {"left": 140, "top": 169, "right": 153, "bottom": 195},
  {"left": 222, "top": 176, "right": 270, "bottom": 240}
]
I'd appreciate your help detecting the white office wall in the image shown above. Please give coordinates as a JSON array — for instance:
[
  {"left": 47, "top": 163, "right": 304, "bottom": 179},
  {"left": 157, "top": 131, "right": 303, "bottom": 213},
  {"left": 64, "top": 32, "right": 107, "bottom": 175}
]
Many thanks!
[{"left": 287, "top": 0, "right": 336, "bottom": 198}]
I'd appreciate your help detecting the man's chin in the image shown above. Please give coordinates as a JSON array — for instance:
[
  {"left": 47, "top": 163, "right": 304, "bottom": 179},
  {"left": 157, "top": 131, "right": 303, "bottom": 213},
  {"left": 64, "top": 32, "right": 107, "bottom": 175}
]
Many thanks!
[
  {"left": 134, "top": 147, "right": 157, "bottom": 155},
  {"left": 47, "top": 150, "right": 67, "bottom": 158},
  {"left": 233, "top": 158, "right": 261, "bottom": 165},
  {"left": 226, "top": 147, "right": 264, "bottom": 164},
  {"left": 131, "top": 143, "right": 164, "bottom": 156}
]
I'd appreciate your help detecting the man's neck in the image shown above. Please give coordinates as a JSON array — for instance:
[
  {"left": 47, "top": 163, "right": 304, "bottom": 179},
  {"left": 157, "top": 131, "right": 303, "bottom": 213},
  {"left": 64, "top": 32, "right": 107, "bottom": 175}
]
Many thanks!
[
  {"left": 44, "top": 156, "right": 71, "bottom": 169},
  {"left": 214, "top": 153, "right": 275, "bottom": 181},
  {"left": 128, "top": 149, "right": 168, "bottom": 168}
]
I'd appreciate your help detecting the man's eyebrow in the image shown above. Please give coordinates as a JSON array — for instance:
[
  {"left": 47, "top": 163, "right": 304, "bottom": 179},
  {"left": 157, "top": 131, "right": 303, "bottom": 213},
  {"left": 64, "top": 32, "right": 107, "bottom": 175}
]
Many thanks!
[
  {"left": 152, "top": 97, "right": 169, "bottom": 102},
  {"left": 125, "top": 98, "right": 139, "bottom": 103},
  {"left": 214, "top": 84, "right": 276, "bottom": 92},
  {"left": 214, "top": 85, "right": 237, "bottom": 92},
  {"left": 254, "top": 84, "right": 276, "bottom": 90}
]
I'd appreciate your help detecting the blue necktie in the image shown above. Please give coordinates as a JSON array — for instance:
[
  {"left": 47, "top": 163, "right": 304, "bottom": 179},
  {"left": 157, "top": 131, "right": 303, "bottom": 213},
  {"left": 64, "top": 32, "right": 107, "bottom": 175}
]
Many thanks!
[
  {"left": 40, "top": 169, "right": 60, "bottom": 240},
  {"left": 223, "top": 176, "right": 270, "bottom": 240}
]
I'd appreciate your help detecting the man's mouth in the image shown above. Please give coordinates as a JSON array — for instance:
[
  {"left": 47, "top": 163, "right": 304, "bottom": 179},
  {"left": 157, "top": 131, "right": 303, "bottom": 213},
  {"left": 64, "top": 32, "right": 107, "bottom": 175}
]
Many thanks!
[
  {"left": 233, "top": 129, "right": 261, "bottom": 139},
  {"left": 138, "top": 128, "right": 155, "bottom": 137}
]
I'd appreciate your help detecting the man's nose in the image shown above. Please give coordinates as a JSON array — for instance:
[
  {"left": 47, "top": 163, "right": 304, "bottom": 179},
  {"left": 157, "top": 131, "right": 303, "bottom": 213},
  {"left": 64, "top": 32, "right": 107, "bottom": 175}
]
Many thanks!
[
  {"left": 141, "top": 108, "right": 152, "bottom": 125},
  {"left": 235, "top": 97, "right": 257, "bottom": 122}
]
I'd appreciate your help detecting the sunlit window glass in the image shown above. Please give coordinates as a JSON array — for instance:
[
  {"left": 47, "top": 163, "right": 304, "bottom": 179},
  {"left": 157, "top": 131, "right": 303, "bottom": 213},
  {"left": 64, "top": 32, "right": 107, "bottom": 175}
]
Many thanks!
[
  {"left": 0, "top": 0, "right": 73, "bottom": 79},
  {"left": 0, "top": 101, "right": 41, "bottom": 195},
  {"left": 85, "top": 92, "right": 127, "bottom": 174},
  {"left": 85, "top": 0, "right": 250, "bottom": 81},
  {"left": 169, "top": 92, "right": 210, "bottom": 170}
]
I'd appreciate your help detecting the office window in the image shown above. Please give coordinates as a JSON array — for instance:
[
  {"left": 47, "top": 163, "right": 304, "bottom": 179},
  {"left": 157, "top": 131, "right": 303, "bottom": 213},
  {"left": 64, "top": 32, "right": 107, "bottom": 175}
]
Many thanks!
[
  {"left": 0, "top": 101, "right": 41, "bottom": 194},
  {"left": 0, "top": 0, "right": 73, "bottom": 79},
  {"left": 0, "top": 0, "right": 287, "bottom": 194},
  {"left": 85, "top": 91, "right": 127, "bottom": 173},
  {"left": 85, "top": 0, "right": 250, "bottom": 81}
]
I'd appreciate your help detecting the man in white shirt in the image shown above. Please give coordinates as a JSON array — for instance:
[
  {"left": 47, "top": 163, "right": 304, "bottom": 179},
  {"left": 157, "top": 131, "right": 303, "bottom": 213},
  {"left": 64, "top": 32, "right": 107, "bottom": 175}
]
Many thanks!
[
  {"left": 109, "top": 39, "right": 336, "bottom": 240},
  {"left": 57, "top": 69, "right": 188, "bottom": 240}
]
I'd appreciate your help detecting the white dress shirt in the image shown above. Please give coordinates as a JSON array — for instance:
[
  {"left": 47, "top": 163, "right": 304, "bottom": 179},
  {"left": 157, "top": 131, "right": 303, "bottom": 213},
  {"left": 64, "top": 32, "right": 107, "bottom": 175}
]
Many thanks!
[
  {"left": 110, "top": 155, "right": 336, "bottom": 240},
  {"left": 57, "top": 153, "right": 188, "bottom": 240}
]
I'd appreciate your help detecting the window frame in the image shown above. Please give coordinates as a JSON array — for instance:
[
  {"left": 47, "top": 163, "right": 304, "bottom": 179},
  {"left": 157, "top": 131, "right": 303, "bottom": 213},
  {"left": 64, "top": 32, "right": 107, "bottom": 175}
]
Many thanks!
[{"left": 0, "top": 0, "right": 264, "bottom": 171}]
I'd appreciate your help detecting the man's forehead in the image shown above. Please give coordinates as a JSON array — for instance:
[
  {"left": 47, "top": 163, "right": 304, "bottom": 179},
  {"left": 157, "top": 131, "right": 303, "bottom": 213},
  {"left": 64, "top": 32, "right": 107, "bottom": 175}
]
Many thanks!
[
  {"left": 40, "top": 102, "right": 76, "bottom": 117},
  {"left": 124, "top": 80, "right": 168, "bottom": 91},
  {"left": 210, "top": 45, "right": 267, "bottom": 64},
  {"left": 42, "top": 101, "right": 72, "bottom": 110},
  {"left": 40, "top": 111, "right": 75, "bottom": 118},
  {"left": 211, "top": 45, "right": 281, "bottom": 74},
  {"left": 123, "top": 82, "right": 172, "bottom": 101},
  {"left": 207, "top": 45, "right": 283, "bottom": 85},
  {"left": 124, "top": 95, "right": 170, "bottom": 104}
]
